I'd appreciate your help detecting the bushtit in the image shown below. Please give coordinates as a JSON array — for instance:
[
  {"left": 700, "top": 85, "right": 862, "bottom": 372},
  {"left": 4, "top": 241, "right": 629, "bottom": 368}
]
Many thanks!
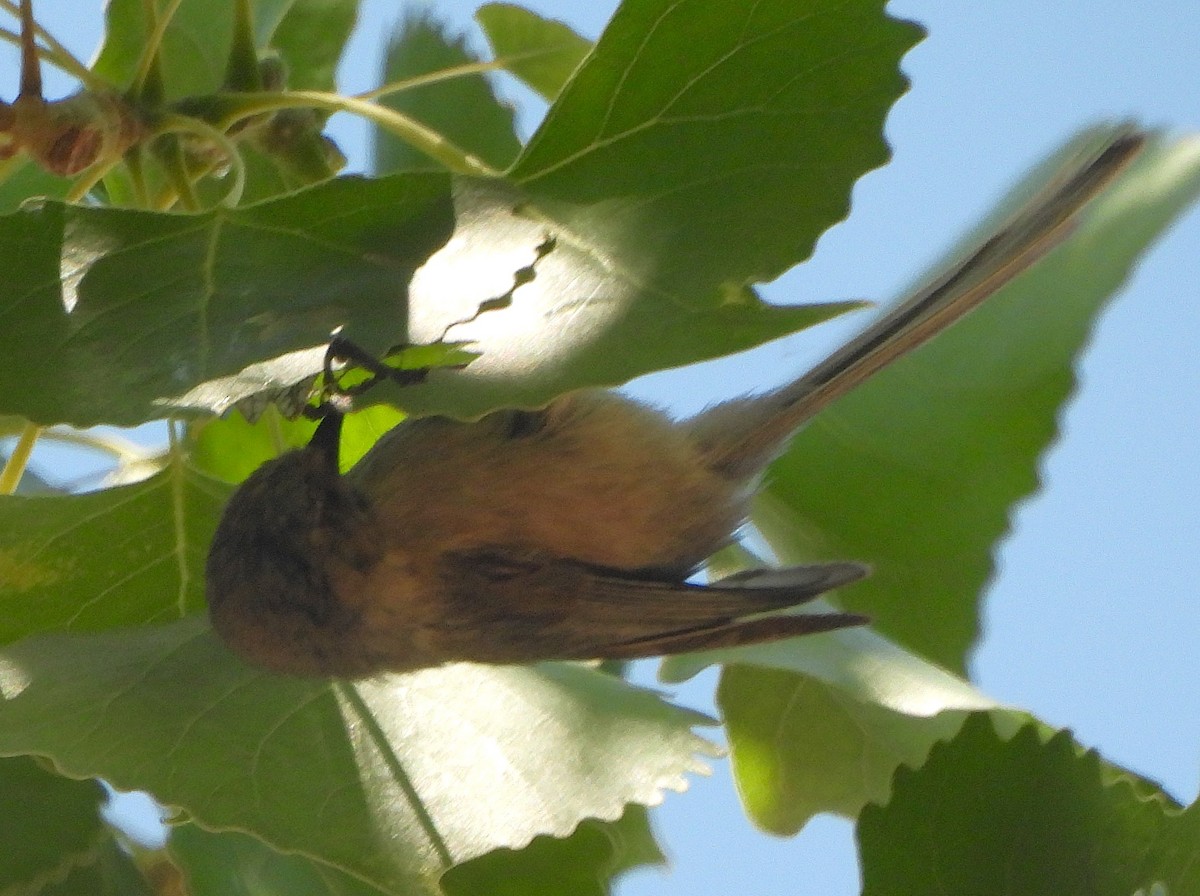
[{"left": 206, "top": 130, "right": 1144, "bottom": 678}]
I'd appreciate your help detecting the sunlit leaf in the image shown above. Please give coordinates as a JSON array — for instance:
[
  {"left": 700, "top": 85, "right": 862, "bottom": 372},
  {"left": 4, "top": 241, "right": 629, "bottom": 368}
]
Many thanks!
[
  {"left": 511, "top": 0, "right": 922, "bottom": 302},
  {"left": 661, "top": 613, "right": 1008, "bottom": 832},
  {"left": 0, "top": 619, "right": 712, "bottom": 895},
  {"left": 371, "top": 177, "right": 863, "bottom": 418},
  {"left": 171, "top": 803, "right": 661, "bottom": 896},
  {"left": 361, "top": 0, "right": 914, "bottom": 417}
]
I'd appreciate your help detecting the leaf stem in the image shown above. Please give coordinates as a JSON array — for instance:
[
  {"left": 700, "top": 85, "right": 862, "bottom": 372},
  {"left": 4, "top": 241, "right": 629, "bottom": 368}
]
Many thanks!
[
  {"left": 354, "top": 59, "right": 504, "bottom": 102},
  {"left": 152, "top": 113, "right": 247, "bottom": 207},
  {"left": 130, "top": 0, "right": 181, "bottom": 102},
  {"left": 64, "top": 154, "right": 125, "bottom": 203},
  {"left": 0, "top": 421, "right": 42, "bottom": 494},
  {"left": 37, "top": 427, "right": 148, "bottom": 462},
  {"left": 354, "top": 45, "right": 566, "bottom": 102},
  {"left": 121, "top": 145, "right": 152, "bottom": 207},
  {"left": 210, "top": 90, "right": 499, "bottom": 176}
]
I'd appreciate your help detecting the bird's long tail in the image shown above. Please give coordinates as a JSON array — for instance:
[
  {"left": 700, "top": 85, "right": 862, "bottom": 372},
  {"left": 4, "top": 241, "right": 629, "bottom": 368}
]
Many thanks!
[{"left": 693, "top": 126, "right": 1146, "bottom": 480}]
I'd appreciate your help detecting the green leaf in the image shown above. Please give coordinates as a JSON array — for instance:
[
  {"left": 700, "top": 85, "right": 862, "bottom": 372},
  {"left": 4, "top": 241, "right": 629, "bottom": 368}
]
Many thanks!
[
  {"left": 1157, "top": 798, "right": 1200, "bottom": 895},
  {"left": 510, "top": 0, "right": 923, "bottom": 302},
  {"left": 187, "top": 403, "right": 404, "bottom": 483},
  {"left": 0, "top": 459, "right": 228, "bottom": 645},
  {"left": 0, "top": 619, "right": 712, "bottom": 896},
  {"left": 0, "top": 165, "right": 853, "bottom": 427},
  {"left": 442, "top": 806, "right": 664, "bottom": 896},
  {"left": 370, "top": 177, "right": 862, "bottom": 419},
  {"left": 187, "top": 410, "right": 316, "bottom": 483},
  {"left": 760, "top": 132, "right": 1200, "bottom": 671},
  {"left": 95, "top": 0, "right": 357, "bottom": 98},
  {"left": 171, "top": 825, "right": 388, "bottom": 896},
  {"left": 857, "top": 714, "right": 1173, "bottom": 896},
  {"left": 0, "top": 158, "right": 71, "bottom": 214},
  {"left": 719, "top": 668, "right": 977, "bottom": 832},
  {"left": 16, "top": 1, "right": 913, "bottom": 426},
  {"left": 171, "top": 805, "right": 662, "bottom": 896},
  {"left": 372, "top": 10, "right": 522, "bottom": 174},
  {"left": 0, "top": 172, "right": 453, "bottom": 426},
  {"left": 265, "top": 0, "right": 360, "bottom": 93},
  {"left": 0, "top": 755, "right": 105, "bottom": 893},
  {"left": 661, "top": 613, "right": 1005, "bottom": 832},
  {"left": 368, "top": 0, "right": 913, "bottom": 418},
  {"left": 476, "top": 4, "right": 593, "bottom": 102},
  {"left": 0, "top": 756, "right": 155, "bottom": 894},
  {"left": 96, "top": 0, "right": 238, "bottom": 97}
]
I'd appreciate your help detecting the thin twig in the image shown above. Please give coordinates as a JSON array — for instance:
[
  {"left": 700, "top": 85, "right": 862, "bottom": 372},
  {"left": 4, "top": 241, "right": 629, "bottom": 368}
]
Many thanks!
[
  {"left": 130, "top": 0, "right": 183, "bottom": 98},
  {"left": 0, "top": 422, "right": 43, "bottom": 494}
]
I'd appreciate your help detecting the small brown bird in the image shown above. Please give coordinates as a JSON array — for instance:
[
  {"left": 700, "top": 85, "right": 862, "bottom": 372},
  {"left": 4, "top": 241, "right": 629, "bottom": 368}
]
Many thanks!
[{"left": 206, "top": 130, "right": 1144, "bottom": 678}]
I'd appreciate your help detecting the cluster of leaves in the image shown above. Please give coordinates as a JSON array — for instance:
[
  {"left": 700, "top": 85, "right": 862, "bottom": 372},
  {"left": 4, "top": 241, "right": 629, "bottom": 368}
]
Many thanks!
[{"left": 0, "top": 0, "right": 1198, "bottom": 894}]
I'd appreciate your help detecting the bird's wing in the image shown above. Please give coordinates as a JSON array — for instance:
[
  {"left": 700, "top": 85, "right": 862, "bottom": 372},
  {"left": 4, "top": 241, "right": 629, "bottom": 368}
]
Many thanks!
[{"left": 430, "top": 547, "right": 868, "bottom": 663}]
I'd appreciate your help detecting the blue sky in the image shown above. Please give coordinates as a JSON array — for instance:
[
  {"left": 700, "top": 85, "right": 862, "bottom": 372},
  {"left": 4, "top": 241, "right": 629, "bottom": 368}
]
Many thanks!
[{"left": 9, "top": 2, "right": 1200, "bottom": 893}]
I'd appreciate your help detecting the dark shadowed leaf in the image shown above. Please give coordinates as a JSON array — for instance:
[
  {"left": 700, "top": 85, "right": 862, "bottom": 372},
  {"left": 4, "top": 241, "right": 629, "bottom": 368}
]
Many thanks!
[
  {"left": 476, "top": 4, "right": 593, "bottom": 101},
  {"left": 0, "top": 756, "right": 152, "bottom": 895},
  {"left": 0, "top": 173, "right": 453, "bottom": 426},
  {"left": 372, "top": 11, "right": 521, "bottom": 174},
  {"left": 858, "top": 714, "right": 1174, "bottom": 896},
  {"left": 171, "top": 825, "right": 389, "bottom": 896}
]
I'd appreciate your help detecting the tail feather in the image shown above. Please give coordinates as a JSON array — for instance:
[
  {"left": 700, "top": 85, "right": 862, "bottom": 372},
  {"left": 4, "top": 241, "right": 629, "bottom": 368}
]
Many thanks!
[
  {"left": 691, "top": 127, "right": 1146, "bottom": 479},
  {"left": 599, "top": 610, "right": 868, "bottom": 659},
  {"left": 583, "top": 562, "right": 871, "bottom": 659}
]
